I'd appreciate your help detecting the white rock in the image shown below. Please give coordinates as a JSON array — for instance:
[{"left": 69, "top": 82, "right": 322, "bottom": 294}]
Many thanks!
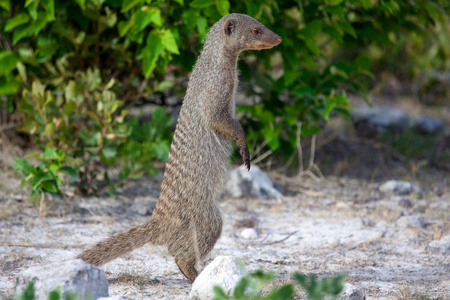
[
  {"left": 327, "top": 237, "right": 341, "bottom": 247},
  {"left": 189, "top": 256, "right": 246, "bottom": 300},
  {"left": 341, "top": 283, "right": 365, "bottom": 300},
  {"left": 98, "top": 297, "right": 126, "bottom": 300},
  {"left": 414, "top": 116, "right": 445, "bottom": 134},
  {"left": 427, "top": 235, "right": 450, "bottom": 255},
  {"left": 353, "top": 106, "right": 409, "bottom": 137},
  {"left": 379, "top": 180, "right": 420, "bottom": 195},
  {"left": 15, "top": 259, "right": 108, "bottom": 300},
  {"left": 225, "top": 165, "right": 282, "bottom": 200},
  {"left": 241, "top": 228, "right": 258, "bottom": 239},
  {"left": 396, "top": 215, "right": 425, "bottom": 229}
]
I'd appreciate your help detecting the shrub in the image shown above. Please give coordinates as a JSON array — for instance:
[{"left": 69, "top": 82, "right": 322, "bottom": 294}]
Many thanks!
[
  {"left": 1, "top": 0, "right": 448, "bottom": 199},
  {"left": 213, "top": 270, "right": 345, "bottom": 300},
  {"left": 13, "top": 66, "right": 172, "bottom": 198}
]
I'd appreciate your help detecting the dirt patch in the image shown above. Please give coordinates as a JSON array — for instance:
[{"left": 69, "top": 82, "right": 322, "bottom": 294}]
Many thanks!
[
  {"left": 1, "top": 97, "right": 449, "bottom": 299},
  {"left": 1, "top": 169, "right": 449, "bottom": 299}
]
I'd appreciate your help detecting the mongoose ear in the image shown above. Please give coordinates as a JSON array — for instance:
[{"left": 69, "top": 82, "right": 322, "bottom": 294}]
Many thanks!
[{"left": 224, "top": 19, "right": 235, "bottom": 36}]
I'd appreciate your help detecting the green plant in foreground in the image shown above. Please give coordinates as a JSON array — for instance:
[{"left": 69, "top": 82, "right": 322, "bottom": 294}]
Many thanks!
[
  {"left": 12, "top": 282, "right": 78, "bottom": 300},
  {"left": 213, "top": 270, "right": 345, "bottom": 300},
  {"left": 13, "top": 147, "right": 76, "bottom": 215}
]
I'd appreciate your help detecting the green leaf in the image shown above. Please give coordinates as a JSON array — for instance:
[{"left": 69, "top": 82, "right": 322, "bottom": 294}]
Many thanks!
[
  {"left": 32, "top": 13, "right": 51, "bottom": 36},
  {"left": 0, "top": 0, "right": 11, "bottom": 11},
  {"left": 359, "top": 0, "right": 372, "bottom": 9},
  {"left": 212, "top": 285, "right": 228, "bottom": 299},
  {"left": 133, "top": 7, "right": 162, "bottom": 31},
  {"left": 118, "top": 20, "right": 133, "bottom": 37},
  {"left": 173, "top": 0, "right": 183, "bottom": 4},
  {"left": 0, "top": 51, "right": 18, "bottom": 75},
  {"left": 41, "top": 0, "right": 55, "bottom": 20},
  {"left": 161, "top": 29, "right": 179, "bottom": 54},
  {"left": 60, "top": 166, "right": 79, "bottom": 181},
  {"left": 31, "top": 172, "right": 54, "bottom": 191},
  {"left": 216, "top": 0, "right": 230, "bottom": 15},
  {"left": 74, "top": 0, "right": 85, "bottom": 10},
  {"left": 121, "top": 0, "right": 143, "bottom": 12},
  {"left": 143, "top": 33, "right": 164, "bottom": 77},
  {"left": 13, "top": 158, "right": 35, "bottom": 176},
  {"left": 190, "top": 0, "right": 214, "bottom": 8},
  {"left": 0, "top": 79, "right": 20, "bottom": 95},
  {"left": 305, "top": 38, "right": 320, "bottom": 55},
  {"left": 12, "top": 23, "right": 33, "bottom": 44},
  {"left": 26, "top": 0, "right": 38, "bottom": 20},
  {"left": 65, "top": 80, "right": 78, "bottom": 99},
  {"left": 16, "top": 61, "right": 27, "bottom": 82},
  {"left": 302, "top": 20, "right": 323, "bottom": 39},
  {"left": 41, "top": 181, "right": 59, "bottom": 193},
  {"left": 326, "top": 0, "right": 343, "bottom": 6},
  {"left": 48, "top": 288, "right": 61, "bottom": 300},
  {"left": 4, "top": 13, "right": 30, "bottom": 32},
  {"left": 337, "top": 20, "right": 356, "bottom": 38},
  {"left": 153, "top": 141, "right": 170, "bottom": 161},
  {"left": 101, "top": 147, "right": 117, "bottom": 159}
]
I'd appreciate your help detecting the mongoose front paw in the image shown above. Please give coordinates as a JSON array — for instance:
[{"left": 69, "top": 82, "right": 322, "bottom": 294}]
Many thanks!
[{"left": 240, "top": 147, "right": 251, "bottom": 171}]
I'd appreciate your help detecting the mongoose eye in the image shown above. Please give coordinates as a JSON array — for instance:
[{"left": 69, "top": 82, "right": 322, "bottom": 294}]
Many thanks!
[{"left": 252, "top": 29, "right": 260, "bottom": 35}]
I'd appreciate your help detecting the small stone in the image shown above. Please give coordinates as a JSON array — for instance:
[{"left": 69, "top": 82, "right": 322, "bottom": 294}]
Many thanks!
[
  {"left": 427, "top": 235, "right": 450, "bottom": 255},
  {"left": 327, "top": 237, "right": 341, "bottom": 247},
  {"left": 15, "top": 259, "right": 108, "bottom": 300},
  {"left": 379, "top": 180, "right": 420, "bottom": 195},
  {"left": 225, "top": 165, "right": 283, "bottom": 200},
  {"left": 398, "top": 198, "right": 413, "bottom": 208},
  {"left": 240, "top": 228, "right": 258, "bottom": 239},
  {"left": 190, "top": 256, "right": 246, "bottom": 300},
  {"left": 414, "top": 116, "right": 445, "bottom": 134},
  {"left": 353, "top": 106, "right": 409, "bottom": 138},
  {"left": 396, "top": 215, "right": 425, "bottom": 229},
  {"left": 341, "top": 283, "right": 365, "bottom": 300}
]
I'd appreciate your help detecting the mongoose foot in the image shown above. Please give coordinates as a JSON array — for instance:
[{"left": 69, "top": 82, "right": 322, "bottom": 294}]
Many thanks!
[
  {"left": 239, "top": 146, "right": 251, "bottom": 171},
  {"left": 175, "top": 258, "right": 198, "bottom": 282}
]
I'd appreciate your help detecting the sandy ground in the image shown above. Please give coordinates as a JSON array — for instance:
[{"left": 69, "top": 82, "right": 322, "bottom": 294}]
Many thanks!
[{"left": 0, "top": 168, "right": 449, "bottom": 299}]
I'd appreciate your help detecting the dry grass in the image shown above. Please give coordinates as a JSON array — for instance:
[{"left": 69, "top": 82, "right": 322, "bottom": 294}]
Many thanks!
[{"left": 392, "top": 286, "right": 445, "bottom": 300}]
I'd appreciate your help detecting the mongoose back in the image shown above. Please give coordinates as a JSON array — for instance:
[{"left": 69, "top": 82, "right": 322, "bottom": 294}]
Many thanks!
[{"left": 79, "top": 13, "right": 281, "bottom": 282}]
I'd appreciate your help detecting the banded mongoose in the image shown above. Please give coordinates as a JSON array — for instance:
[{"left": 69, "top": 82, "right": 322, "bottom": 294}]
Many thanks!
[{"left": 79, "top": 13, "right": 282, "bottom": 282}]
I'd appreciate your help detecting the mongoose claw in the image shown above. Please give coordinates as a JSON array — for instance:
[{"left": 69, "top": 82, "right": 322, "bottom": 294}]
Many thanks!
[{"left": 240, "top": 147, "right": 251, "bottom": 171}]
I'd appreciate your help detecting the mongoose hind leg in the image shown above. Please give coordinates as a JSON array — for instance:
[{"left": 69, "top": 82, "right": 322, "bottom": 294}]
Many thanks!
[{"left": 175, "top": 258, "right": 198, "bottom": 282}]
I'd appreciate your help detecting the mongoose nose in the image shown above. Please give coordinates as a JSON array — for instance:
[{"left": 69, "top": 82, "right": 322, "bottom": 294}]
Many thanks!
[{"left": 277, "top": 37, "right": 282, "bottom": 44}]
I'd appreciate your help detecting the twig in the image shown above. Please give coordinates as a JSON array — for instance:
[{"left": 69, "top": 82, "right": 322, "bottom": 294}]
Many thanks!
[{"left": 237, "top": 231, "right": 298, "bottom": 246}]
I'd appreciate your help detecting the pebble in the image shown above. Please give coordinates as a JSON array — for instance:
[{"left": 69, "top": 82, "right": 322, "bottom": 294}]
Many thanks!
[
  {"left": 190, "top": 256, "right": 246, "bottom": 300},
  {"left": 15, "top": 259, "right": 108, "bottom": 300},
  {"left": 396, "top": 215, "right": 425, "bottom": 229},
  {"left": 341, "top": 283, "right": 365, "bottom": 300},
  {"left": 379, "top": 180, "right": 420, "bottom": 195},
  {"left": 427, "top": 235, "right": 450, "bottom": 255},
  {"left": 225, "top": 165, "right": 283, "bottom": 200},
  {"left": 240, "top": 228, "right": 258, "bottom": 239}
]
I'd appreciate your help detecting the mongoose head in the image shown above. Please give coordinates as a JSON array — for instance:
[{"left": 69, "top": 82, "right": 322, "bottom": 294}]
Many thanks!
[{"left": 219, "top": 13, "right": 282, "bottom": 53}]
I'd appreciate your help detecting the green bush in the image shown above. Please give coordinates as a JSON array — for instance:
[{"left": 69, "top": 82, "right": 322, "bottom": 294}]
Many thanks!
[
  {"left": 13, "top": 66, "right": 172, "bottom": 197},
  {"left": 1, "top": 0, "right": 448, "bottom": 198},
  {"left": 213, "top": 270, "right": 345, "bottom": 300}
]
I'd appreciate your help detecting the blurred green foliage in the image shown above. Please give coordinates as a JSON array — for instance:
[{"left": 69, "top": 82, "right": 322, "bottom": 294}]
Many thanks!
[
  {"left": 11, "top": 282, "right": 78, "bottom": 300},
  {"left": 213, "top": 270, "right": 345, "bottom": 300},
  {"left": 11, "top": 65, "right": 172, "bottom": 196},
  {"left": 0, "top": 0, "right": 448, "bottom": 197}
]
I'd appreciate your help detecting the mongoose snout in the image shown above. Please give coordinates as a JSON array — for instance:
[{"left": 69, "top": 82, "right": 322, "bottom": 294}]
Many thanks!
[{"left": 79, "top": 13, "right": 281, "bottom": 283}]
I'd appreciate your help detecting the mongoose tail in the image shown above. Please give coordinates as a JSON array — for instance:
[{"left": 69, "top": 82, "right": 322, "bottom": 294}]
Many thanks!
[{"left": 78, "top": 220, "right": 157, "bottom": 266}]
